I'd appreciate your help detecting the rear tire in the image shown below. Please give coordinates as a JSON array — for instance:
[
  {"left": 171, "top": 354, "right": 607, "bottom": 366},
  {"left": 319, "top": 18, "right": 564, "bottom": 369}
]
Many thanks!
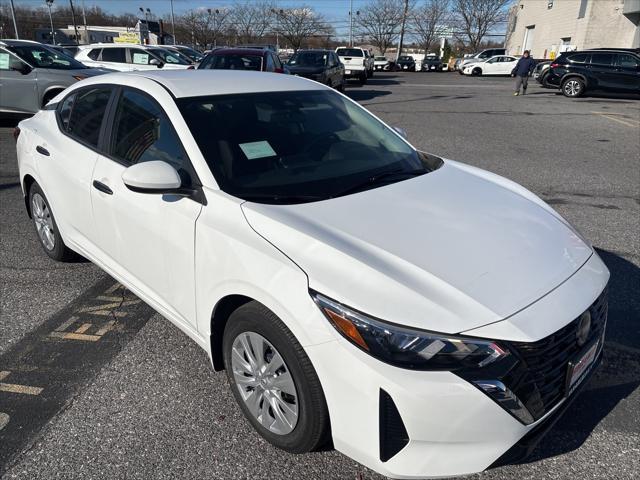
[
  {"left": 28, "top": 182, "right": 75, "bottom": 261},
  {"left": 223, "top": 301, "right": 331, "bottom": 453},
  {"left": 562, "top": 77, "right": 585, "bottom": 98}
]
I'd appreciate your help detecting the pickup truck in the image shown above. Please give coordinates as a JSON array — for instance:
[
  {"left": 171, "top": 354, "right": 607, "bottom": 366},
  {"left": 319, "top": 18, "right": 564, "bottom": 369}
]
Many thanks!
[{"left": 335, "top": 47, "right": 373, "bottom": 84}]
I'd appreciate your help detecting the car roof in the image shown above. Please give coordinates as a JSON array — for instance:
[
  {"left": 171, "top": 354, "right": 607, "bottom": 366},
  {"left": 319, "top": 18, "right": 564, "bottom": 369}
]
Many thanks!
[
  {"left": 209, "top": 48, "right": 267, "bottom": 56},
  {"left": 76, "top": 70, "right": 326, "bottom": 98}
]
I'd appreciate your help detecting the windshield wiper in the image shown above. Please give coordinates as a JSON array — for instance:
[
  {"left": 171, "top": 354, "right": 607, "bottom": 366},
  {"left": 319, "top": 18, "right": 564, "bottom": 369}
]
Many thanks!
[{"left": 332, "top": 168, "right": 427, "bottom": 198}]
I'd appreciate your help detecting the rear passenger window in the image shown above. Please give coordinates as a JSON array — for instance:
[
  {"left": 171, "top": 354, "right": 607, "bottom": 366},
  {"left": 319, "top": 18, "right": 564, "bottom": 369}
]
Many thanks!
[
  {"left": 87, "top": 49, "right": 101, "bottom": 60},
  {"left": 101, "top": 48, "right": 126, "bottom": 63},
  {"left": 568, "top": 54, "right": 589, "bottom": 63},
  {"left": 110, "top": 89, "right": 194, "bottom": 186},
  {"left": 590, "top": 53, "right": 613, "bottom": 66},
  {"left": 63, "top": 88, "right": 111, "bottom": 147}
]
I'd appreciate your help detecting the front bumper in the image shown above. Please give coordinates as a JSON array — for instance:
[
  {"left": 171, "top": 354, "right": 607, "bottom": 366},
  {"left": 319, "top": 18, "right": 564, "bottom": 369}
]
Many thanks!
[{"left": 305, "top": 253, "right": 609, "bottom": 479}]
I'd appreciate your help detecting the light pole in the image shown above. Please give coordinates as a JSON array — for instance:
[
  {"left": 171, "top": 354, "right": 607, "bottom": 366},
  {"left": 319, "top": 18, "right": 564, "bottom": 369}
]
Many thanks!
[
  {"left": 348, "top": 2, "right": 359, "bottom": 47},
  {"left": 9, "top": 0, "right": 19, "bottom": 39},
  {"left": 45, "top": 0, "right": 55, "bottom": 45},
  {"left": 169, "top": 0, "right": 176, "bottom": 45}
]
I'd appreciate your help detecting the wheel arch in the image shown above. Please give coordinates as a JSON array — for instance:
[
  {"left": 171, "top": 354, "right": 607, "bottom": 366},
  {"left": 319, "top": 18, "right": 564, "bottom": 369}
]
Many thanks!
[
  {"left": 22, "top": 174, "right": 37, "bottom": 217},
  {"left": 209, "top": 294, "right": 254, "bottom": 371},
  {"left": 561, "top": 73, "right": 588, "bottom": 88}
]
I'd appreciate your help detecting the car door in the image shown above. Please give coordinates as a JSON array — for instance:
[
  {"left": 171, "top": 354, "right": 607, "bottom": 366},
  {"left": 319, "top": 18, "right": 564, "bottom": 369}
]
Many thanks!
[
  {"left": 613, "top": 53, "right": 640, "bottom": 92},
  {"left": 98, "top": 47, "right": 129, "bottom": 71},
  {"left": 90, "top": 87, "right": 202, "bottom": 328},
  {"left": 483, "top": 57, "right": 500, "bottom": 74},
  {"left": 127, "top": 48, "right": 159, "bottom": 71},
  {"left": 0, "top": 48, "right": 39, "bottom": 113},
  {"left": 35, "top": 86, "right": 113, "bottom": 252},
  {"left": 500, "top": 57, "right": 518, "bottom": 75},
  {"left": 588, "top": 53, "right": 618, "bottom": 90}
]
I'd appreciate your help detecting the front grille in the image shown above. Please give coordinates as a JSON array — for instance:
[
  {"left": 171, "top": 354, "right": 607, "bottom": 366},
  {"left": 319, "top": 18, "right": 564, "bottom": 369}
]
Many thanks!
[{"left": 503, "top": 288, "right": 608, "bottom": 421}]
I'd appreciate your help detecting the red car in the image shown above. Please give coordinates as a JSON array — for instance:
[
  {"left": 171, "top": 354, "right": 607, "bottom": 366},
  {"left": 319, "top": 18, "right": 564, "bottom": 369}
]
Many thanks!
[{"left": 197, "top": 48, "right": 285, "bottom": 73}]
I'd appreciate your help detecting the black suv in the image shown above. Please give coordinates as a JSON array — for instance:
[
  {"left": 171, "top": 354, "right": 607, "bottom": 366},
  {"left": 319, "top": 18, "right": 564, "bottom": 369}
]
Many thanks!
[
  {"left": 421, "top": 56, "right": 443, "bottom": 72},
  {"left": 286, "top": 50, "right": 345, "bottom": 91},
  {"left": 397, "top": 55, "right": 416, "bottom": 71},
  {"left": 546, "top": 49, "right": 640, "bottom": 97}
]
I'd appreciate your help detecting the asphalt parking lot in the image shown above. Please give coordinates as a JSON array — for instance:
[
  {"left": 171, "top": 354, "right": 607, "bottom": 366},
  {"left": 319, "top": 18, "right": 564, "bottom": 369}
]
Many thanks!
[{"left": 1, "top": 71, "right": 639, "bottom": 480}]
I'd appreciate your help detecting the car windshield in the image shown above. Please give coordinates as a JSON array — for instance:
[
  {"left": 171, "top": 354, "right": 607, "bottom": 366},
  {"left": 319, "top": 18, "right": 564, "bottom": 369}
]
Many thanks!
[
  {"left": 336, "top": 48, "right": 363, "bottom": 57},
  {"left": 201, "top": 54, "right": 263, "bottom": 71},
  {"left": 375, "top": 57, "right": 387, "bottom": 61},
  {"left": 178, "top": 90, "right": 438, "bottom": 204},
  {"left": 177, "top": 47, "right": 204, "bottom": 62},
  {"left": 288, "top": 52, "right": 327, "bottom": 67},
  {"left": 7, "top": 44, "right": 87, "bottom": 69},
  {"left": 399, "top": 56, "right": 413, "bottom": 61},
  {"left": 150, "top": 48, "right": 191, "bottom": 65},
  {"left": 425, "top": 57, "right": 440, "bottom": 62}
]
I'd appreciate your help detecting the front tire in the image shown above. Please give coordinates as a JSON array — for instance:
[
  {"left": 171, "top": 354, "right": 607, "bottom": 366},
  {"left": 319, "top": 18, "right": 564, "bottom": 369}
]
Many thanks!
[
  {"left": 29, "top": 182, "right": 74, "bottom": 261},
  {"left": 223, "top": 301, "right": 330, "bottom": 453},
  {"left": 472, "top": 67, "right": 482, "bottom": 76},
  {"left": 562, "top": 77, "right": 585, "bottom": 97}
]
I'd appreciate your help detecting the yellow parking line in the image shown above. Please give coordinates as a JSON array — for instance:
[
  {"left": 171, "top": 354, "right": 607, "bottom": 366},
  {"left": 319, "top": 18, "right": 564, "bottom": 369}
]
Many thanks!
[
  {"left": 0, "top": 412, "right": 9, "bottom": 431},
  {"left": 592, "top": 112, "right": 640, "bottom": 128},
  {"left": 0, "top": 383, "right": 43, "bottom": 395},
  {"left": 49, "top": 331, "right": 101, "bottom": 341},
  {"left": 75, "top": 323, "right": 93, "bottom": 334},
  {"left": 0, "top": 371, "right": 44, "bottom": 395},
  {"left": 95, "top": 321, "right": 116, "bottom": 336}
]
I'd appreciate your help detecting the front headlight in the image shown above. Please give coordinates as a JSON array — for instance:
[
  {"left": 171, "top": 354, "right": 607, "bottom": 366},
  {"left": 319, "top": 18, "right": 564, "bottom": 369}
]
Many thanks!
[{"left": 311, "top": 292, "right": 509, "bottom": 371}]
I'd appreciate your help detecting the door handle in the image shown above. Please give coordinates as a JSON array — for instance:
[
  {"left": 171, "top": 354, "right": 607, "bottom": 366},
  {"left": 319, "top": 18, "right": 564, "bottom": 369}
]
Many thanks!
[
  {"left": 36, "top": 145, "right": 50, "bottom": 156},
  {"left": 92, "top": 180, "right": 113, "bottom": 195}
]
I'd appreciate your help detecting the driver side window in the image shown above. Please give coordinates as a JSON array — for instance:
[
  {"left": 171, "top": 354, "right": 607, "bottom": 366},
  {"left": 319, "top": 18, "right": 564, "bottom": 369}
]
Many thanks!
[
  {"left": 0, "top": 49, "right": 28, "bottom": 71},
  {"left": 109, "top": 89, "right": 195, "bottom": 187}
]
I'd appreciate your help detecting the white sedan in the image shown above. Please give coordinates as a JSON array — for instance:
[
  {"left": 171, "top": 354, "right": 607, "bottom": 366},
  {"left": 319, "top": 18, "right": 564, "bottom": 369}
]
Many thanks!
[
  {"left": 15, "top": 70, "right": 609, "bottom": 479},
  {"left": 463, "top": 55, "right": 520, "bottom": 76}
]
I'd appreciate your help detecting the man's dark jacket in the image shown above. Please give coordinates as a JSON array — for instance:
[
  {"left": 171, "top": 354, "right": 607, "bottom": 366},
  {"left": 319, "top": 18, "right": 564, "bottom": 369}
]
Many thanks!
[{"left": 512, "top": 57, "right": 536, "bottom": 77}]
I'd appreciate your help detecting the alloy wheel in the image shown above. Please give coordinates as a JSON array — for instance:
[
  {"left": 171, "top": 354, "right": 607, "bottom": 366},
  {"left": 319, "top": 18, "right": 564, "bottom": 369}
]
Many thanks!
[
  {"left": 231, "top": 331, "right": 299, "bottom": 435},
  {"left": 32, "top": 193, "right": 55, "bottom": 251},
  {"left": 564, "top": 80, "right": 581, "bottom": 97}
]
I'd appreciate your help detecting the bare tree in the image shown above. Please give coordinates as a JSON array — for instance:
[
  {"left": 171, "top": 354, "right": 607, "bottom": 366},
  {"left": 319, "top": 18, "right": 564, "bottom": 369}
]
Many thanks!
[
  {"left": 354, "top": 0, "right": 406, "bottom": 55},
  {"left": 452, "top": 0, "right": 510, "bottom": 52},
  {"left": 272, "top": 7, "right": 332, "bottom": 52},
  {"left": 230, "top": 1, "right": 275, "bottom": 44},
  {"left": 411, "top": 0, "right": 450, "bottom": 55}
]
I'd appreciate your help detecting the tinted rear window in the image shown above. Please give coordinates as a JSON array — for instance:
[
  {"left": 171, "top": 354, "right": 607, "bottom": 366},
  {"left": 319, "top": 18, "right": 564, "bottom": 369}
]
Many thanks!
[
  {"left": 336, "top": 48, "right": 363, "bottom": 57},
  {"left": 568, "top": 53, "right": 589, "bottom": 63},
  {"left": 101, "top": 48, "right": 126, "bottom": 63},
  {"left": 590, "top": 53, "right": 614, "bottom": 66},
  {"left": 201, "top": 54, "right": 263, "bottom": 71},
  {"left": 87, "top": 49, "right": 101, "bottom": 60}
]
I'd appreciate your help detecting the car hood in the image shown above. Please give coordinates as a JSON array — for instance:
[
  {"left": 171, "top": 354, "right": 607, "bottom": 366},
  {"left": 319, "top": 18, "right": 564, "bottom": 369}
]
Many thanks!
[{"left": 241, "top": 160, "right": 592, "bottom": 334}]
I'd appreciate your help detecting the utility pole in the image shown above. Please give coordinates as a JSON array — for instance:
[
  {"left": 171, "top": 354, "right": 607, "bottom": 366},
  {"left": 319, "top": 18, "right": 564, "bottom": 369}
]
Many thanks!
[
  {"left": 395, "top": 0, "right": 409, "bottom": 62},
  {"left": 170, "top": 0, "right": 176, "bottom": 44},
  {"left": 45, "top": 0, "right": 55, "bottom": 45},
  {"left": 81, "top": 0, "right": 88, "bottom": 42},
  {"left": 69, "top": 0, "right": 80, "bottom": 45},
  {"left": 9, "top": 0, "right": 19, "bottom": 39},
  {"left": 349, "top": 0, "right": 353, "bottom": 47}
]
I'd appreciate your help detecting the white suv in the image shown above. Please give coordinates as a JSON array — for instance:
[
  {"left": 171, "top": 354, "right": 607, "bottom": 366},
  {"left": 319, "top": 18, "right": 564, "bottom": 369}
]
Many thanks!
[
  {"left": 75, "top": 43, "right": 192, "bottom": 72},
  {"left": 335, "top": 47, "right": 373, "bottom": 84}
]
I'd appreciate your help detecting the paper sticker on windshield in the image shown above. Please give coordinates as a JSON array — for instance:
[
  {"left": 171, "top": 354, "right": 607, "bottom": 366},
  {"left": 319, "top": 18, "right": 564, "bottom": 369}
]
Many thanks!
[
  {"left": 0, "top": 53, "right": 9, "bottom": 70},
  {"left": 239, "top": 141, "right": 277, "bottom": 160},
  {"left": 133, "top": 52, "right": 149, "bottom": 64}
]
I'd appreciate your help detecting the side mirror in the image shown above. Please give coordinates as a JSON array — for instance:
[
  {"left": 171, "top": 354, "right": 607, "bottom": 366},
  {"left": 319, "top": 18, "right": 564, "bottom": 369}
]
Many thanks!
[
  {"left": 14, "top": 62, "right": 33, "bottom": 75},
  {"left": 149, "top": 58, "right": 163, "bottom": 68},
  {"left": 122, "top": 161, "right": 181, "bottom": 193},
  {"left": 392, "top": 126, "right": 408, "bottom": 140}
]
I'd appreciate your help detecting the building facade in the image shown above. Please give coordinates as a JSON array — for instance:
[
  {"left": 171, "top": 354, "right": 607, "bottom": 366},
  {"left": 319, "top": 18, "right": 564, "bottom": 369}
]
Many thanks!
[
  {"left": 35, "top": 20, "right": 173, "bottom": 46},
  {"left": 506, "top": 0, "right": 640, "bottom": 59}
]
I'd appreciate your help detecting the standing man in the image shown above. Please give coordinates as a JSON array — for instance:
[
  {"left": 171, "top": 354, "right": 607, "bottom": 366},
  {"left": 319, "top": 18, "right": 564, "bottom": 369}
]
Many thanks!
[{"left": 511, "top": 50, "right": 536, "bottom": 96}]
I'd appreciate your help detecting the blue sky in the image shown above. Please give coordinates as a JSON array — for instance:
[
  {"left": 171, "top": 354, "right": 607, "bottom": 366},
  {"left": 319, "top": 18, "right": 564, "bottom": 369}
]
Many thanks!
[{"left": 19, "top": 0, "right": 374, "bottom": 36}]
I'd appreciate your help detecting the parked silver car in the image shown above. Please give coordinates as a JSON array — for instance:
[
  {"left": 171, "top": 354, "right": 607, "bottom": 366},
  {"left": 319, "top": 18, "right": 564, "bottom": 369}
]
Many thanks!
[{"left": 0, "top": 39, "right": 111, "bottom": 115}]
